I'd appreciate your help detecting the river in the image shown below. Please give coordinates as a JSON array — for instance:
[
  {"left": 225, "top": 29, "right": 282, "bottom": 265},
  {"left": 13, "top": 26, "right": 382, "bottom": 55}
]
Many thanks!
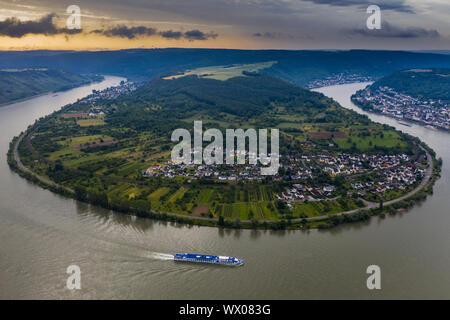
[{"left": 0, "top": 79, "right": 449, "bottom": 299}]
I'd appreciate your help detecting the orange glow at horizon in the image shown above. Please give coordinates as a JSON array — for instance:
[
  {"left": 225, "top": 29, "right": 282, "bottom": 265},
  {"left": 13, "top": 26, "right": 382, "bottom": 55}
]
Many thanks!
[{"left": 0, "top": 33, "right": 272, "bottom": 51}]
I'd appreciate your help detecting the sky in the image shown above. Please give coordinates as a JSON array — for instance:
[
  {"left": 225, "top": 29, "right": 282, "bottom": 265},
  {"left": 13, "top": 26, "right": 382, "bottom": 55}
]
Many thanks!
[{"left": 0, "top": 0, "right": 449, "bottom": 50}]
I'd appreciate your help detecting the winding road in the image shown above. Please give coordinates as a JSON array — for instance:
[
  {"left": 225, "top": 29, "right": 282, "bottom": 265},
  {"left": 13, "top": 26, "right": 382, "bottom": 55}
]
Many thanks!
[{"left": 13, "top": 133, "right": 73, "bottom": 193}]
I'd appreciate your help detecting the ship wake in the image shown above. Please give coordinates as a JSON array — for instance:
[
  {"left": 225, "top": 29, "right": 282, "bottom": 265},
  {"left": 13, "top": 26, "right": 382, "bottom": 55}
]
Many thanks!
[{"left": 149, "top": 252, "right": 174, "bottom": 261}]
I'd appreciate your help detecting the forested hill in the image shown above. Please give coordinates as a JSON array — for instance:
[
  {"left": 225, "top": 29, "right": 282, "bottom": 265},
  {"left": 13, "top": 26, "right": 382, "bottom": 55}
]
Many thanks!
[
  {"left": 123, "top": 74, "right": 333, "bottom": 118},
  {"left": 2, "top": 49, "right": 450, "bottom": 86},
  {"left": 370, "top": 68, "right": 450, "bottom": 101},
  {"left": 0, "top": 68, "right": 102, "bottom": 105},
  {"left": 105, "top": 74, "right": 368, "bottom": 136}
]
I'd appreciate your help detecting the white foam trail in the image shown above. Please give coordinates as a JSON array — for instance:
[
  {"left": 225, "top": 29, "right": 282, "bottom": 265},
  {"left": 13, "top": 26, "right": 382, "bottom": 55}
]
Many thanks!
[{"left": 149, "top": 252, "right": 174, "bottom": 260}]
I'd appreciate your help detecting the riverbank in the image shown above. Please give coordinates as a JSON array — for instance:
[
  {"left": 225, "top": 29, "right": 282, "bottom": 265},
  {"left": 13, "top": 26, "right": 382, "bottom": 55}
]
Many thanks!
[
  {"left": 0, "top": 77, "right": 104, "bottom": 108},
  {"left": 8, "top": 120, "right": 441, "bottom": 230},
  {"left": 351, "top": 96, "right": 450, "bottom": 133},
  {"left": 0, "top": 92, "right": 52, "bottom": 108}
]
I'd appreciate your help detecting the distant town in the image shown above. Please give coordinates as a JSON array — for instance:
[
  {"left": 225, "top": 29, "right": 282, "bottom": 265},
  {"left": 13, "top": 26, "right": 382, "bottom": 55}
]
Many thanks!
[
  {"left": 307, "top": 73, "right": 374, "bottom": 89},
  {"left": 78, "top": 81, "right": 140, "bottom": 104},
  {"left": 353, "top": 86, "right": 450, "bottom": 131}
]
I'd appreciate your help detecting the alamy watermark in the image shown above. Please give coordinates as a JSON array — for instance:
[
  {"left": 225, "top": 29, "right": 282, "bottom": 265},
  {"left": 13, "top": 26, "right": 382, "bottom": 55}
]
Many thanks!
[
  {"left": 66, "top": 264, "right": 81, "bottom": 290},
  {"left": 366, "top": 5, "right": 381, "bottom": 30},
  {"left": 66, "top": 5, "right": 82, "bottom": 30},
  {"left": 171, "top": 121, "right": 279, "bottom": 175},
  {"left": 366, "top": 265, "right": 381, "bottom": 290}
]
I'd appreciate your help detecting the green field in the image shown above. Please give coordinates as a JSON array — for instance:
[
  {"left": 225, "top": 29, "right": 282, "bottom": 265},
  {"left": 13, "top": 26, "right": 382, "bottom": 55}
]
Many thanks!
[
  {"left": 77, "top": 117, "right": 105, "bottom": 127},
  {"left": 163, "top": 61, "right": 276, "bottom": 81},
  {"left": 334, "top": 130, "right": 407, "bottom": 151}
]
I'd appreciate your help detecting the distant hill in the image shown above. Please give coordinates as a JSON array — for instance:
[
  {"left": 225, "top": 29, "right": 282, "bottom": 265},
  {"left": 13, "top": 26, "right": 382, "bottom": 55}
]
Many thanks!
[
  {"left": 371, "top": 68, "right": 450, "bottom": 101},
  {"left": 2, "top": 49, "right": 450, "bottom": 86},
  {"left": 106, "top": 74, "right": 347, "bottom": 133},
  {"left": 0, "top": 68, "right": 102, "bottom": 105}
]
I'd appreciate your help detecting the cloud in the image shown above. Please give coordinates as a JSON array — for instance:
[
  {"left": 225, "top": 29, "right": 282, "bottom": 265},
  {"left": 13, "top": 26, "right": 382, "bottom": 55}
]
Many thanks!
[
  {"left": 301, "top": 0, "right": 415, "bottom": 13},
  {"left": 0, "top": 13, "right": 81, "bottom": 38},
  {"left": 351, "top": 21, "right": 440, "bottom": 38},
  {"left": 252, "top": 31, "right": 295, "bottom": 40},
  {"left": 253, "top": 32, "right": 277, "bottom": 39},
  {"left": 91, "top": 25, "right": 157, "bottom": 39},
  {"left": 93, "top": 26, "right": 218, "bottom": 41},
  {"left": 0, "top": 12, "right": 217, "bottom": 41},
  {"left": 159, "top": 30, "right": 183, "bottom": 39},
  {"left": 184, "top": 29, "right": 218, "bottom": 41}
]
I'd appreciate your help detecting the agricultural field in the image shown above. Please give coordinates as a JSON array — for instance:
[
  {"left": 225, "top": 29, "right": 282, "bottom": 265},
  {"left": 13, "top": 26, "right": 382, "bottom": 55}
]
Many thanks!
[
  {"left": 163, "top": 61, "right": 276, "bottom": 81},
  {"left": 333, "top": 130, "right": 407, "bottom": 151},
  {"left": 77, "top": 116, "right": 105, "bottom": 127}
]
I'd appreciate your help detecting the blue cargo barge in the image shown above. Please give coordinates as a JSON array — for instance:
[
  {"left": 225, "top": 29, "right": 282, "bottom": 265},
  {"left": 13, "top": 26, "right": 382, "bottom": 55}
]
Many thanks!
[{"left": 174, "top": 253, "right": 244, "bottom": 266}]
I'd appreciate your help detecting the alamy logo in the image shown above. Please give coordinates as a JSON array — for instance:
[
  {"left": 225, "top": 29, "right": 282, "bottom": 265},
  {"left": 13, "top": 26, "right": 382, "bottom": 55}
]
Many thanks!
[
  {"left": 366, "top": 5, "right": 381, "bottom": 30},
  {"left": 66, "top": 264, "right": 81, "bottom": 290},
  {"left": 366, "top": 265, "right": 381, "bottom": 290},
  {"left": 171, "top": 121, "right": 279, "bottom": 175},
  {"left": 66, "top": 5, "right": 82, "bottom": 30}
]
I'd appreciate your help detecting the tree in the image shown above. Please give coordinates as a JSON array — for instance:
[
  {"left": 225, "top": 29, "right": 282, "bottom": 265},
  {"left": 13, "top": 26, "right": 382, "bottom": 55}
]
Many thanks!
[
  {"left": 234, "top": 218, "right": 241, "bottom": 229},
  {"left": 74, "top": 185, "right": 87, "bottom": 201}
]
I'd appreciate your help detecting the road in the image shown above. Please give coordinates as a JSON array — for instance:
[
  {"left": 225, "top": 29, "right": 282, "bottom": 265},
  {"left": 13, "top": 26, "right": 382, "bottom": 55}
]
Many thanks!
[{"left": 13, "top": 133, "right": 74, "bottom": 193}]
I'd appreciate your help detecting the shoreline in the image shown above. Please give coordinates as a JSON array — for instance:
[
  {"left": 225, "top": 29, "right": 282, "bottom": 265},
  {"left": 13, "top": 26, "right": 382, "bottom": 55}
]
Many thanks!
[
  {"left": 0, "top": 78, "right": 104, "bottom": 108},
  {"left": 9, "top": 127, "right": 439, "bottom": 230},
  {"left": 5, "top": 79, "right": 442, "bottom": 230},
  {"left": 351, "top": 97, "right": 450, "bottom": 133},
  {"left": 0, "top": 92, "right": 53, "bottom": 108}
]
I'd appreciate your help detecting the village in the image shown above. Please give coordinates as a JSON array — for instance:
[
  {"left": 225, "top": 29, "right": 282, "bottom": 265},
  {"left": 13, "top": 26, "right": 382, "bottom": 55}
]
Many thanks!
[
  {"left": 142, "top": 150, "right": 425, "bottom": 203},
  {"left": 60, "top": 81, "right": 141, "bottom": 118},
  {"left": 307, "top": 73, "right": 374, "bottom": 89},
  {"left": 353, "top": 86, "right": 450, "bottom": 131},
  {"left": 78, "top": 81, "right": 139, "bottom": 104}
]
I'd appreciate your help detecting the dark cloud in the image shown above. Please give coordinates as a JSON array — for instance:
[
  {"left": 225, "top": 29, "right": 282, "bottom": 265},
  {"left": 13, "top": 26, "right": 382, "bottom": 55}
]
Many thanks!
[
  {"left": 158, "top": 30, "right": 183, "bottom": 39},
  {"left": 352, "top": 21, "right": 440, "bottom": 38},
  {"left": 0, "top": 13, "right": 81, "bottom": 38},
  {"left": 301, "top": 0, "right": 414, "bottom": 13},
  {"left": 91, "top": 25, "right": 157, "bottom": 39},
  {"left": 0, "top": 13, "right": 217, "bottom": 41},
  {"left": 93, "top": 26, "right": 218, "bottom": 41},
  {"left": 252, "top": 31, "right": 298, "bottom": 41},
  {"left": 253, "top": 32, "right": 277, "bottom": 39},
  {"left": 252, "top": 31, "right": 294, "bottom": 39},
  {"left": 184, "top": 29, "right": 218, "bottom": 41}
]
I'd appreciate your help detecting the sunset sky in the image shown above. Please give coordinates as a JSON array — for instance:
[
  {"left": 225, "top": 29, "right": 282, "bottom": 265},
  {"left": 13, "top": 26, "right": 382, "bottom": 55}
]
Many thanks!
[{"left": 0, "top": 0, "right": 449, "bottom": 50}]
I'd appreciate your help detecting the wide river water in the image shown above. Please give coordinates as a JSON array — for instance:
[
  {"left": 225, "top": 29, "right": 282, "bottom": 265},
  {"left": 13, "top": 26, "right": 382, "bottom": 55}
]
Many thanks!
[{"left": 0, "top": 78, "right": 449, "bottom": 299}]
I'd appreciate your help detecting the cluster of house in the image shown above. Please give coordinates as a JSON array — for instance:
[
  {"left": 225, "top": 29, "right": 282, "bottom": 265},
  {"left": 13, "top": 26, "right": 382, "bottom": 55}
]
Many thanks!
[
  {"left": 351, "top": 163, "right": 424, "bottom": 197},
  {"left": 61, "top": 106, "right": 110, "bottom": 119},
  {"left": 282, "top": 153, "right": 411, "bottom": 178},
  {"left": 277, "top": 184, "right": 336, "bottom": 203},
  {"left": 307, "top": 73, "right": 374, "bottom": 89},
  {"left": 78, "top": 82, "right": 139, "bottom": 104},
  {"left": 141, "top": 151, "right": 423, "bottom": 202},
  {"left": 354, "top": 86, "right": 450, "bottom": 131},
  {"left": 142, "top": 162, "right": 267, "bottom": 181},
  {"left": 277, "top": 153, "right": 422, "bottom": 203},
  {"left": 87, "top": 107, "right": 107, "bottom": 117}
]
